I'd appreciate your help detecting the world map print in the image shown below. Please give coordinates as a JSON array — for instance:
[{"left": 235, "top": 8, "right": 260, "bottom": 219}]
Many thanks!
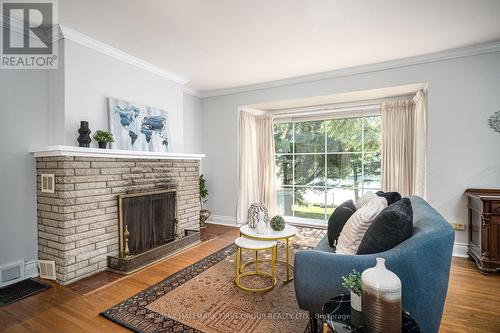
[{"left": 108, "top": 98, "right": 170, "bottom": 152}]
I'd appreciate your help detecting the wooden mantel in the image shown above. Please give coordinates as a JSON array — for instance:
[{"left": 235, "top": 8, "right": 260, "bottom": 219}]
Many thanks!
[{"left": 29, "top": 145, "right": 205, "bottom": 160}]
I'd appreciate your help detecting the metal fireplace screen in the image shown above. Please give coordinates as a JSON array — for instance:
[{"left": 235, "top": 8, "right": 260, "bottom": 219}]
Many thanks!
[{"left": 118, "top": 189, "right": 177, "bottom": 257}]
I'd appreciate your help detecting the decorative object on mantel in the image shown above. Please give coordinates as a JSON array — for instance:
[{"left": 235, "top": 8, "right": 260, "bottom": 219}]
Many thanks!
[
  {"left": 362, "top": 257, "right": 402, "bottom": 333},
  {"left": 108, "top": 97, "right": 170, "bottom": 152},
  {"left": 199, "top": 174, "right": 210, "bottom": 229},
  {"left": 488, "top": 110, "right": 500, "bottom": 133},
  {"left": 341, "top": 269, "right": 362, "bottom": 311},
  {"left": 247, "top": 203, "right": 268, "bottom": 228},
  {"left": 92, "top": 130, "right": 114, "bottom": 149},
  {"left": 270, "top": 215, "right": 285, "bottom": 231},
  {"left": 77, "top": 121, "right": 91, "bottom": 147}
]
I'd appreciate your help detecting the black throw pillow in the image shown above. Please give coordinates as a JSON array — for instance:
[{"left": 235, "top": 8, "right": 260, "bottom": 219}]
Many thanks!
[
  {"left": 327, "top": 200, "right": 357, "bottom": 248},
  {"left": 357, "top": 198, "right": 413, "bottom": 254},
  {"left": 376, "top": 191, "right": 402, "bottom": 206}
]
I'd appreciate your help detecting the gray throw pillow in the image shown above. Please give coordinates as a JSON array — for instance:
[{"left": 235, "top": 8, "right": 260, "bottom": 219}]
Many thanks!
[
  {"left": 327, "top": 200, "right": 356, "bottom": 247},
  {"left": 357, "top": 198, "right": 413, "bottom": 255}
]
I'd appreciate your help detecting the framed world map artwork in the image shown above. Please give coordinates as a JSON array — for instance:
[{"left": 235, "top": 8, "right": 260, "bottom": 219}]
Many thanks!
[{"left": 108, "top": 98, "right": 170, "bottom": 152}]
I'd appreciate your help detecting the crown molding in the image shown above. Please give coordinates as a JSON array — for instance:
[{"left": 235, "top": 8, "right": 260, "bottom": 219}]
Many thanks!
[
  {"left": 183, "top": 85, "right": 202, "bottom": 98},
  {"left": 200, "top": 41, "right": 500, "bottom": 98},
  {"left": 58, "top": 24, "right": 190, "bottom": 85}
]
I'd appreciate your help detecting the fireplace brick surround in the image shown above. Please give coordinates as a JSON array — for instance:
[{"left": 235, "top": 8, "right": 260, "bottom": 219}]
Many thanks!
[{"left": 33, "top": 148, "right": 203, "bottom": 285}]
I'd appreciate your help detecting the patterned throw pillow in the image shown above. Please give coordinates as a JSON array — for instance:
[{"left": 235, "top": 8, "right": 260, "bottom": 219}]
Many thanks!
[
  {"left": 355, "top": 191, "right": 377, "bottom": 209},
  {"left": 336, "top": 196, "right": 388, "bottom": 254}
]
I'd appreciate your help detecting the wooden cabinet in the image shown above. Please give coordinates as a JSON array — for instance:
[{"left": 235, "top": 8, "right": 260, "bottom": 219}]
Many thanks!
[{"left": 465, "top": 189, "right": 500, "bottom": 274}]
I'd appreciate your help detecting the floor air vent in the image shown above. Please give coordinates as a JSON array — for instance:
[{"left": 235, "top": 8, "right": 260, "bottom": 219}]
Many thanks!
[
  {"left": 0, "top": 278, "right": 50, "bottom": 306},
  {"left": 38, "top": 260, "right": 56, "bottom": 280}
]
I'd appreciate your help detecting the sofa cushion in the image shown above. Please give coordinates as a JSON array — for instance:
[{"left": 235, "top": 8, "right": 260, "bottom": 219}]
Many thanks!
[
  {"left": 376, "top": 191, "right": 402, "bottom": 205},
  {"left": 357, "top": 198, "right": 414, "bottom": 255},
  {"left": 327, "top": 200, "right": 356, "bottom": 247},
  {"left": 314, "top": 235, "right": 336, "bottom": 253},
  {"left": 336, "top": 196, "right": 387, "bottom": 254},
  {"left": 355, "top": 191, "right": 377, "bottom": 209}
]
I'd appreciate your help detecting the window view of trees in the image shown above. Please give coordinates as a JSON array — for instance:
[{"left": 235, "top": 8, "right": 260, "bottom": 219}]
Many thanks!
[{"left": 274, "top": 116, "right": 381, "bottom": 222}]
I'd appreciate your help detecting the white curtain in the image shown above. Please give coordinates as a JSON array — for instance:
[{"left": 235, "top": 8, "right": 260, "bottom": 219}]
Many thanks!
[
  {"left": 381, "top": 90, "right": 427, "bottom": 197},
  {"left": 237, "top": 109, "right": 277, "bottom": 224},
  {"left": 412, "top": 90, "right": 427, "bottom": 198}
]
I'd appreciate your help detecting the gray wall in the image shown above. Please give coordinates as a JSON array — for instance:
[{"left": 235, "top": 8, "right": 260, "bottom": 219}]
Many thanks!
[
  {"left": 202, "top": 51, "right": 500, "bottom": 244},
  {"left": 182, "top": 92, "right": 204, "bottom": 154},
  {"left": 0, "top": 70, "right": 49, "bottom": 272},
  {"left": 63, "top": 40, "right": 185, "bottom": 151}
]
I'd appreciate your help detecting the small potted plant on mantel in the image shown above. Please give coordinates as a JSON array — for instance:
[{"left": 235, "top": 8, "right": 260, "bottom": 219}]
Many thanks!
[
  {"left": 199, "top": 174, "right": 210, "bottom": 229},
  {"left": 92, "top": 130, "right": 114, "bottom": 149},
  {"left": 342, "top": 269, "right": 362, "bottom": 311}
]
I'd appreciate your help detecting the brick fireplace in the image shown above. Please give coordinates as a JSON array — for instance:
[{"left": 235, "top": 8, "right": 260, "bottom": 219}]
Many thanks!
[{"left": 30, "top": 146, "right": 204, "bottom": 285}]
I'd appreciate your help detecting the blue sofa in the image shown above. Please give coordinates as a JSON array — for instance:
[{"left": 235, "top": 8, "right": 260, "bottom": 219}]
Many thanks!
[{"left": 294, "top": 196, "right": 454, "bottom": 333}]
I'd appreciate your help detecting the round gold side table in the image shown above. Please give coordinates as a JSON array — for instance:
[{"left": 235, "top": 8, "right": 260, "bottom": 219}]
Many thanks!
[{"left": 234, "top": 237, "right": 277, "bottom": 293}]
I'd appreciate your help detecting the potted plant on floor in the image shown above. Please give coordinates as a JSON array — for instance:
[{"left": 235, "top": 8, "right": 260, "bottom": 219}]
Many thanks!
[
  {"left": 93, "top": 130, "right": 114, "bottom": 149},
  {"left": 199, "top": 174, "right": 210, "bottom": 229},
  {"left": 342, "top": 269, "right": 362, "bottom": 311}
]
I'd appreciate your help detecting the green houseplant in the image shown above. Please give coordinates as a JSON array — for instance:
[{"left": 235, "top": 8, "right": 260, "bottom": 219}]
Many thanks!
[
  {"left": 199, "top": 174, "right": 210, "bottom": 229},
  {"left": 342, "top": 269, "right": 362, "bottom": 311},
  {"left": 92, "top": 130, "right": 114, "bottom": 149}
]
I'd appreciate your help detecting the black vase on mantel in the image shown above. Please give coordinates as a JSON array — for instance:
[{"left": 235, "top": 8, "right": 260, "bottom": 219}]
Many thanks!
[{"left": 77, "top": 121, "right": 91, "bottom": 147}]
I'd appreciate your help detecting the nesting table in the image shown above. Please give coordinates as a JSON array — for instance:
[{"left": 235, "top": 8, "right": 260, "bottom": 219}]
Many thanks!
[{"left": 239, "top": 224, "right": 297, "bottom": 283}]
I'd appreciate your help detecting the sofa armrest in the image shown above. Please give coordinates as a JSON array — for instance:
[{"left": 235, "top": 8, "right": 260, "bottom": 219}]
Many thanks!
[{"left": 294, "top": 250, "right": 380, "bottom": 313}]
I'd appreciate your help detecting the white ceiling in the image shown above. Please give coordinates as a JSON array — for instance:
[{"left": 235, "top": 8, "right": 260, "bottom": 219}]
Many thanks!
[{"left": 59, "top": 0, "right": 500, "bottom": 93}]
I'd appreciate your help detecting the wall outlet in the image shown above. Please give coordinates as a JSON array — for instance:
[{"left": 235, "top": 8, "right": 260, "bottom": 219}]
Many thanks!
[{"left": 452, "top": 223, "right": 465, "bottom": 231}]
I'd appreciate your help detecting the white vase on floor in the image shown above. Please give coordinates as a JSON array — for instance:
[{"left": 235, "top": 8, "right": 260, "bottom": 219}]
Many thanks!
[{"left": 351, "top": 291, "right": 362, "bottom": 311}]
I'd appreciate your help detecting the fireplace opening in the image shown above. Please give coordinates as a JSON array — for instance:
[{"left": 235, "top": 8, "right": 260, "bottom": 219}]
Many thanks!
[{"left": 119, "top": 189, "right": 177, "bottom": 257}]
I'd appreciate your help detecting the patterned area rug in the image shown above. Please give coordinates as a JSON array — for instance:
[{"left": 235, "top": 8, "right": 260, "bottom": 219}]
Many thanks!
[{"left": 101, "top": 227, "right": 325, "bottom": 333}]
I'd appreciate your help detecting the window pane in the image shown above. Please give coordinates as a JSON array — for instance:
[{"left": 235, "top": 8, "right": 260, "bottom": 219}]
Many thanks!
[
  {"left": 276, "top": 155, "right": 293, "bottom": 186},
  {"left": 274, "top": 123, "right": 293, "bottom": 154},
  {"left": 294, "top": 121, "right": 325, "bottom": 153},
  {"left": 277, "top": 187, "right": 293, "bottom": 216},
  {"left": 326, "top": 118, "right": 362, "bottom": 153},
  {"left": 295, "top": 154, "right": 325, "bottom": 186},
  {"left": 294, "top": 187, "right": 326, "bottom": 220},
  {"left": 327, "top": 153, "right": 362, "bottom": 188},
  {"left": 363, "top": 116, "right": 381, "bottom": 152},
  {"left": 326, "top": 188, "right": 359, "bottom": 214},
  {"left": 363, "top": 152, "right": 381, "bottom": 189}
]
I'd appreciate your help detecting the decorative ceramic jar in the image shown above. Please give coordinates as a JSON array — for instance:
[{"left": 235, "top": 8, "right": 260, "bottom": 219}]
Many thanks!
[
  {"left": 77, "top": 121, "right": 91, "bottom": 147},
  {"left": 247, "top": 203, "right": 268, "bottom": 228},
  {"left": 256, "top": 211, "right": 267, "bottom": 234},
  {"left": 361, "top": 257, "right": 402, "bottom": 333},
  {"left": 199, "top": 209, "right": 210, "bottom": 229}
]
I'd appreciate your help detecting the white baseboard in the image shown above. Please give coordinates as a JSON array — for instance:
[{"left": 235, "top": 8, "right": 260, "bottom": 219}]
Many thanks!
[
  {"left": 206, "top": 214, "right": 239, "bottom": 227},
  {"left": 453, "top": 242, "right": 468, "bottom": 258}
]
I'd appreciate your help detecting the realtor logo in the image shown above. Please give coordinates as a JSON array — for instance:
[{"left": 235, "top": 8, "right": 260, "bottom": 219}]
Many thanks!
[{"left": 1, "top": 0, "right": 58, "bottom": 69}]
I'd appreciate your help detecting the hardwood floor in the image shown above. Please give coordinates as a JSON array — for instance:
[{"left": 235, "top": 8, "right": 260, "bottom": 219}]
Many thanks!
[{"left": 0, "top": 224, "right": 499, "bottom": 333}]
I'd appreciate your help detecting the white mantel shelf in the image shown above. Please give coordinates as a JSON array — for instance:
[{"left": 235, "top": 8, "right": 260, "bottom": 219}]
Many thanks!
[{"left": 29, "top": 145, "right": 205, "bottom": 160}]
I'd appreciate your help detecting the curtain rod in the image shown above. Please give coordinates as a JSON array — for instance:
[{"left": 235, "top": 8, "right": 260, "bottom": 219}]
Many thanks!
[
  {"left": 269, "top": 92, "right": 416, "bottom": 117},
  {"left": 272, "top": 104, "right": 380, "bottom": 120}
]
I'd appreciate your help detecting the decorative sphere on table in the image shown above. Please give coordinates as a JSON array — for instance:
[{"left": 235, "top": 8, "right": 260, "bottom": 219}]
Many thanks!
[{"left": 270, "top": 215, "right": 285, "bottom": 231}]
